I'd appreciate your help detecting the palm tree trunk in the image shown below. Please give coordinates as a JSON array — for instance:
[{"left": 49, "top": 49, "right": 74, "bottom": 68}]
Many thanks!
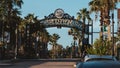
[
  {"left": 52, "top": 45, "right": 55, "bottom": 59},
  {"left": 105, "top": 0, "right": 111, "bottom": 40},
  {"left": 99, "top": 10, "right": 103, "bottom": 39},
  {"left": 78, "top": 38, "right": 82, "bottom": 57}
]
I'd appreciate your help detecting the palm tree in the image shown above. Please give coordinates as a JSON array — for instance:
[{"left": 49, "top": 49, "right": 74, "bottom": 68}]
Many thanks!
[
  {"left": 77, "top": 8, "right": 91, "bottom": 24},
  {"left": 69, "top": 28, "right": 82, "bottom": 43},
  {"left": 89, "top": 0, "right": 120, "bottom": 40},
  {"left": 49, "top": 33, "right": 60, "bottom": 59},
  {"left": 0, "top": 0, "right": 23, "bottom": 32},
  {"left": 89, "top": 0, "right": 120, "bottom": 55},
  {"left": 68, "top": 28, "right": 81, "bottom": 57},
  {"left": 55, "top": 44, "right": 63, "bottom": 58},
  {"left": 77, "top": 8, "right": 91, "bottom": 43},
  {"left": 19, "top": 13, "right": 50, "bottom": 58},
  {"left": 77, "top": 8, "right": 91, "bottom": 57},
  {"left": 0, "top": 0, "right": 23, "bottom": 59},
  {"left": 39, "top": 29, "right": 50, "bottom": 58},
  {"left": 21, "top": 14, "right": 48, "bottom": 58}
]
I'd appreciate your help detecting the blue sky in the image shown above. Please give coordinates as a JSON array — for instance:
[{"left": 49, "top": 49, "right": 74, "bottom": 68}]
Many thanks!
[{"left": 21, "top": 0, "right": 120, "bottom": 48}]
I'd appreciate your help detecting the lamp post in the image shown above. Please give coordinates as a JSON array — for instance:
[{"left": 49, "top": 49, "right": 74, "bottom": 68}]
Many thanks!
[
  {"left": 14, "top": 24, "right": 18, "bottom": 59},
  {"left": 112, "top": 11, "right": 115, "bottom": 56},
  {"left": 1, "top": 16, "right": 5, "bottom": 59},
  {"left": 91, "top": 20, "right": 93, "bottom": 44}
]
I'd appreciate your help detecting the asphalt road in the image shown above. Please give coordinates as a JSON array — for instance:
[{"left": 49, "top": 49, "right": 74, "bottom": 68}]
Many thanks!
[{"left": 0, "top": 59, "right": 78, "bottom": 68}]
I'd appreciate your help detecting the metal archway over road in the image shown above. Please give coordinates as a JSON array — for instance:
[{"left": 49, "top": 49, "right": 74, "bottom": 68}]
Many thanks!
[
  {"left": 40, "top": 8, "right": 83, "bottom": 30},
  {"left": 24, "top": 8, "right": 84, "bottom": 59}
]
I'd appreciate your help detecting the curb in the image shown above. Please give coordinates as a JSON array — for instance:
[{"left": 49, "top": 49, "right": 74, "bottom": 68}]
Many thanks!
[{"left": 0, "top": 63, "right": 13, "bottom": 66}]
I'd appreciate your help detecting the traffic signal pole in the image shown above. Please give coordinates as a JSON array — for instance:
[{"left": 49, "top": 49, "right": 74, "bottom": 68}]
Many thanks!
[{"left": 112, "top": 11, "right": 115, "bottom": 56}]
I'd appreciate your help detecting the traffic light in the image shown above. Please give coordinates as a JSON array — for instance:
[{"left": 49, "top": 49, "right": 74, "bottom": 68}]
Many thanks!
[
  {"left": 103, "top": 25, "right": 107, "bottom": 32},
  {"left": 103, "top": 25, "right": 111, "bottom": 40}
]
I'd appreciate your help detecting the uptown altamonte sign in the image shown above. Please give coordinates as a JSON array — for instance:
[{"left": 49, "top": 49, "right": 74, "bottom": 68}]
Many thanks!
[{"left": 40, "top": 8, "right": 83, "bottom": 30}]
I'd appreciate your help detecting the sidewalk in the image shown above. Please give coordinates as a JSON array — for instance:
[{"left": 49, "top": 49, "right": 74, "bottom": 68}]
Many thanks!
[{"left": 0, "top": 60, "right": 13, "bottom": 66}]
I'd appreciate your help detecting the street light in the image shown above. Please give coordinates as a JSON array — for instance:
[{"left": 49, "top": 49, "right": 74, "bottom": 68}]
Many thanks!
[
  {"left": 112, "top": 11, "right": 115, "bottom": 56},
  {"left": 1, "top": 16, "right": 5, "bottom": 59},
  {"left": 14, "top": 24, "right": 18, "bottom": 59}
]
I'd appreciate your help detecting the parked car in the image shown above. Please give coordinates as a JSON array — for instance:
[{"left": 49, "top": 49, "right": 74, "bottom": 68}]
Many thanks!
[
  {"left": 84, "top": 54, "right": 117, "bottom": 62},
  {"left": 76, "top": 55, "right": 120, "bottom": 68}
]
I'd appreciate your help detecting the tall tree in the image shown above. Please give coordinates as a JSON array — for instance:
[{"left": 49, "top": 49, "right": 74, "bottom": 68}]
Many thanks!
[
  {"left": 77, "top": 8, "right": 91, "bottom": 57},
  {"left": 89, "top": 0, "right": 120, "bottom": 40},
  {"left": 0, "top": 0, "right": 23, "bottom": 59},
  {"left": 20, "top": 13, "right": 47, "bottom": 58},
  {"left": 77, "top": 8, "right": 91, "bottom": 41},
  {"left": 89, "top": 0, "right": 120, "bottom": 56},
  {"left": 49, "top": 33, "right": 60, "bottom": 59},
  {"left": 68, "top": 28, "right": 82, "bottom": 57},
  {"left": 39, "top": 29, "right": 50, "bottom": 58},
  {"left": 0, "top": 0, "right": 23, "bottom": 46},
  {"left": 77, "top": 8, "right": 91, "bottom": 24}
]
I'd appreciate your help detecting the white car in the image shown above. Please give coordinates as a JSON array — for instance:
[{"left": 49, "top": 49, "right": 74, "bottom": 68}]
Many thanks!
[{"left": 84, "top": 54, "right": 117, "bottom": 62}]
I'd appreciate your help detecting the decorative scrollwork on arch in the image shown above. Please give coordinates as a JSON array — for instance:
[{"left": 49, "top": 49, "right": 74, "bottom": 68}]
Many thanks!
[{"left": 40, "top": 8, "right": 83, "bottom": 30}]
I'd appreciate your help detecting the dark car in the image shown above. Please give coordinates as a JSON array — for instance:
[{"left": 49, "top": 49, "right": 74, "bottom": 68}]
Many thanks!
[{"left": 76, "top": 55, "right": 120, "bottom": 68}]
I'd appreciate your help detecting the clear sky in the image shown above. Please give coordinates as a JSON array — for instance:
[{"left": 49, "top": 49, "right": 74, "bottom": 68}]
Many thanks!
[{"left": 20, "top": 0, "right": 120, "bottom": 48}]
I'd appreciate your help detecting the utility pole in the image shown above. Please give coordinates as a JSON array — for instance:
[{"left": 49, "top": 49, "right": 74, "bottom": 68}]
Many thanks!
[
  {"left": 14, "top": 24, "right": 18, "bottom": 59},
  {"left": 112, "top": 11, "right": 115, "bottom": 56},
  {"left": 1, "top": 16, "right": 5, "bottom": 59}
]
